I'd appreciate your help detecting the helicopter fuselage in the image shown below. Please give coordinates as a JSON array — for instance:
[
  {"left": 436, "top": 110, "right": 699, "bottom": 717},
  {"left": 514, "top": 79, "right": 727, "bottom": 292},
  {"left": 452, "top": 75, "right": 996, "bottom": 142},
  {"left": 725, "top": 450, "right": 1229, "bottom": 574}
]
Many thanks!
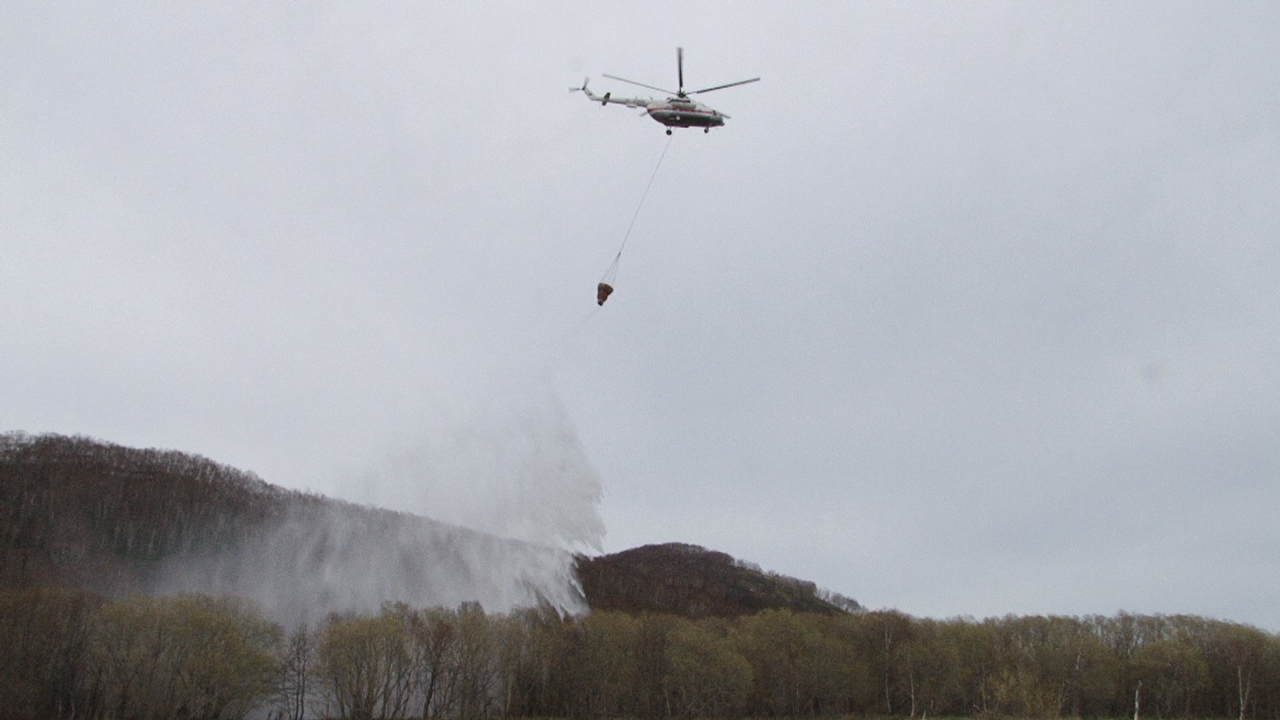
[
  {"left": 575, "top": 83, "right": 728, "bottom": 133},
  {"left": 647, "top": 98, "right": 725, "bottom": 129}
]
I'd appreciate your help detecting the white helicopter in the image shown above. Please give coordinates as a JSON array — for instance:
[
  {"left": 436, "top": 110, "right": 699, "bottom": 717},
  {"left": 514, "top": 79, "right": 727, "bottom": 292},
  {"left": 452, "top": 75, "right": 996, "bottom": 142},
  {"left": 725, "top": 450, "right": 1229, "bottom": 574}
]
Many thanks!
[{"left": 574, "top": 48, "right": 759, "bottom": 134}]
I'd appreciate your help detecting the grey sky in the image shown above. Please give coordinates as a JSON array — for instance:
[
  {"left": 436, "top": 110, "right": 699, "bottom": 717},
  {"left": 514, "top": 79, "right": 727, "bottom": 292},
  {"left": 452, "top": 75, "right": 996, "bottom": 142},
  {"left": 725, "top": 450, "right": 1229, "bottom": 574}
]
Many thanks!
[{"left": 4, "top": 3, "right": 1279, "bottom": 628}]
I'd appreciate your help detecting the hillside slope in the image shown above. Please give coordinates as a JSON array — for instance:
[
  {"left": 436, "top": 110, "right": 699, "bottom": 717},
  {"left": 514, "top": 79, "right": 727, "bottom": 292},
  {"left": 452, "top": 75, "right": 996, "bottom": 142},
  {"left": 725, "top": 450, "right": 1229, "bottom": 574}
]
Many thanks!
[
  {"left": 576, "top": 542, "right": 860, "bottom": 617},
  {"left": 0, "top": 432, "right": 581, "bottom": 622},
  {"left": 2, "top": 432, "right": 859, "bottom": 621}
]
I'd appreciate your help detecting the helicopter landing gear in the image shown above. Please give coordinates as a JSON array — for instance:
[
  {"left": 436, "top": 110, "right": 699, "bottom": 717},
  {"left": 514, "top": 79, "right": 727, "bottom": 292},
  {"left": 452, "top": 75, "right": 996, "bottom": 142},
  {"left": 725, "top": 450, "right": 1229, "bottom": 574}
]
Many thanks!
[{"left": 665, "top": 129, "right": 672, "bottom": 136}]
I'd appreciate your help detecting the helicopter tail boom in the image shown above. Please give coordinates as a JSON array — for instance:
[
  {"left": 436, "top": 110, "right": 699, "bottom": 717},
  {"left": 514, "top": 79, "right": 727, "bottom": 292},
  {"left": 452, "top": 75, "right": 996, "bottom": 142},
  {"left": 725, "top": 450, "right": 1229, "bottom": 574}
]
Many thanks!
[{"left": 574, "top": 78, "right": 647, "bottom": 110}]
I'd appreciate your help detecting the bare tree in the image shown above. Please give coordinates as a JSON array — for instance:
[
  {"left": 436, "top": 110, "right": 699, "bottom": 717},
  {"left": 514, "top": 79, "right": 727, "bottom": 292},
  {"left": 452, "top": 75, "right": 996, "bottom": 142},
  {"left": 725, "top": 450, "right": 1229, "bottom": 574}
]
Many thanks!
[
  {"left": 316, "top": 607, "right": 415, "bottom": 720},
  {"left": 274, "top": 623, "right": 316, "bottom": 720}
]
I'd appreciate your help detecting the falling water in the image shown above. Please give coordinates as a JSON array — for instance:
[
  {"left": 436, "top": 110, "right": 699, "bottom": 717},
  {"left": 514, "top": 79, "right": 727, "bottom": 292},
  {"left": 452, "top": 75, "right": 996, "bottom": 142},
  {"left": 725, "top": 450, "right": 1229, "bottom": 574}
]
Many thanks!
[{"left": 152, "top": 386, "right": 606, "bottom": 625}]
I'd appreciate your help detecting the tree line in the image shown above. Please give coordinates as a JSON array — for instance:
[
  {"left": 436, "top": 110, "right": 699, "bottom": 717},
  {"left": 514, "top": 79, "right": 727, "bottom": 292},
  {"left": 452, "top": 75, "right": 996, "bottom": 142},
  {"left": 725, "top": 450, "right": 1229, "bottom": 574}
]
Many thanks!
[{"left": 3, "top": 586, "right": 1279, "bottom": 720}]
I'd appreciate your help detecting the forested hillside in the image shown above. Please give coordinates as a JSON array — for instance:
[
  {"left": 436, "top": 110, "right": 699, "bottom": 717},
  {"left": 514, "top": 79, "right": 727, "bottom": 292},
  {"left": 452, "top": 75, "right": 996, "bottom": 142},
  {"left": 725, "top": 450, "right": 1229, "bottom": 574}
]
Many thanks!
[
  {"left": 0, "top": 432, "right": 583, "bottom": 621},
  {"left": 576, "top": 542, "right": 860, "bottom": 617},
  {"left": 2, "top": 431, "right": 290, "bottom": 591},
  {"left": 1, "top": 432, "right": 852, "bottom": 621}
]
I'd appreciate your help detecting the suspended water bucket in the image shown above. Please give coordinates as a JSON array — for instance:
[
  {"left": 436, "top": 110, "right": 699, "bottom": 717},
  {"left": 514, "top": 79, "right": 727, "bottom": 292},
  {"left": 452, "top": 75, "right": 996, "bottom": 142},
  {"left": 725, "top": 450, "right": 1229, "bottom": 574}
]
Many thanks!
[{"left": 597, "top": 282, "right": 614, "bottom": 306}]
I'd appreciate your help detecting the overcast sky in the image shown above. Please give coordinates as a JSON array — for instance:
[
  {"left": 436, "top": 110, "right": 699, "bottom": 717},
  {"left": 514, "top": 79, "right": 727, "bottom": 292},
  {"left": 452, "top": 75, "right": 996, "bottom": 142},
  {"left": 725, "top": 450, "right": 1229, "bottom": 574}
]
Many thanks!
[{"left": 4, "top": 2, "right": 1279, "bottom": 629}]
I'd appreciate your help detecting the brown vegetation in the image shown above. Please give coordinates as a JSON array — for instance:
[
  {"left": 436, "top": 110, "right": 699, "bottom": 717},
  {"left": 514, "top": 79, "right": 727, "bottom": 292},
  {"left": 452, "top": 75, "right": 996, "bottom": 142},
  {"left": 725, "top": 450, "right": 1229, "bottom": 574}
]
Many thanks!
[
  {"left": 3, "top": 588, "right": 1280, "bottom": 720},
  {"left": 1, "top": 432, "right": 293, "bottom": 593},
  {"left": 576, "top": 542, "right": 860, "bottom": 617},
  {"left": 0, "top": 432, "right": 572, "bottom": 623}
]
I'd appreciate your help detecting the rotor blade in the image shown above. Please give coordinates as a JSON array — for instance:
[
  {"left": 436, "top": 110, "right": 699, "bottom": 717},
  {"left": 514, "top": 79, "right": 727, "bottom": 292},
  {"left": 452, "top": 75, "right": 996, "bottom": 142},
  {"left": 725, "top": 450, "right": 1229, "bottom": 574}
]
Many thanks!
[
  {"left": 602, "top": 73, "right": 677, "bottom": 96},
  {"left": 689, "top": 77, "right": 761, "bottom": 95},
  {"left": 677, "top": 47, "right": 684, "bottom": 94}
]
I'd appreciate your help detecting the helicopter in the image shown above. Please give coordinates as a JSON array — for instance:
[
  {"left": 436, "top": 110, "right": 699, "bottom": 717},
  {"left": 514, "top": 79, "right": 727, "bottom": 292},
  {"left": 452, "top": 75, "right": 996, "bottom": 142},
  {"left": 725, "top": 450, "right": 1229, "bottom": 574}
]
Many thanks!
[{"left": 574, "top": 47, "right": 759, "bottom": 134}]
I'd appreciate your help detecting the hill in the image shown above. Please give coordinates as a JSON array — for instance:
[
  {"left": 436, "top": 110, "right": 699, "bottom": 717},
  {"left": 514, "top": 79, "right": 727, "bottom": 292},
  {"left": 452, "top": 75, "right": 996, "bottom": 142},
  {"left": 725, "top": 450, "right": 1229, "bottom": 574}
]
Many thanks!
[
  {"left": 576, "top": 542, "right": 859, "bottom": 617},
  {"left": 0, "top": 432, "right": 582, "bottom": 623},
  {"left": 1, "top": 432, "right": 859, "bottom": 620}
]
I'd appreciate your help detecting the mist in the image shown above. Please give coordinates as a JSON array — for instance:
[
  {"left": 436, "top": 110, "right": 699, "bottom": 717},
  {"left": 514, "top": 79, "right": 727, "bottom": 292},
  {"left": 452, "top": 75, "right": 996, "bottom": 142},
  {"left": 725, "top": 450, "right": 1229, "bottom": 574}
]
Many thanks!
[
  {"left": 357, "top": 388, "right": 606, "bottom": 552},
  {"left": 153, "top": 497, "right": 589, "bottom": 627},
  {"left": 146, "top": 385, "right": 606, "bottom": 625}
]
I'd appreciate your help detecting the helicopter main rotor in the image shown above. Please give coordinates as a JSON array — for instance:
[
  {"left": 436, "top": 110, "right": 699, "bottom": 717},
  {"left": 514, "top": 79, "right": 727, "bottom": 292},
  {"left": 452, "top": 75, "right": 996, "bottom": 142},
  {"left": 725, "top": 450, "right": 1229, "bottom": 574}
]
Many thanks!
[{"left": 603, "top": 47, "right": 759, "bottom": 99}]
